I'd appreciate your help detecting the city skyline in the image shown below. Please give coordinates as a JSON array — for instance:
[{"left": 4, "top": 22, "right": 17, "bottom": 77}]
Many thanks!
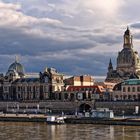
[{"left": 0, "top": 1, "right": 140, "bottom": 76}]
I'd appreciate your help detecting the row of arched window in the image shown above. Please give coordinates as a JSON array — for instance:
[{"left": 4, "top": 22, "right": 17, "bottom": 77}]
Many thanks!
[
  {"left": 122, "top": 86, "right": 140, "bottom": 92},
  {"left": 115, "top": 94, "right": 140, "bottom": 101}
]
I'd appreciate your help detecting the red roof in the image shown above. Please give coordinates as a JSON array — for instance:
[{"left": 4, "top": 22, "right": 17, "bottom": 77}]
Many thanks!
[{"left": 66, "top": 85, "right": 105, "bottom": 93}]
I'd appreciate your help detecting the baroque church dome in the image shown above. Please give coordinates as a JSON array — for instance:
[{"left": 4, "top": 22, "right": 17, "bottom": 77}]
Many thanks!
[
  {"left": 6, "top": 59, "right": 25, "bottom": 77},
  {"left": 106, "top": 27, "right": 140, "bottom": 83},
  {"left": 117, "top": 48, "right": 135, "bottom": 66},
  {"left": 116, "top": 27, "right": 140, "bottom": 75}
]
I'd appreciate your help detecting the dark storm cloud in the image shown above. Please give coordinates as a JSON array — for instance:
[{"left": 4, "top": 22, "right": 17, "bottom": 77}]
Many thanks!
[
  {"left": 0, "top": 25, "right": 99, "bottom": 74},
  {"left": 131, "top": 23, "right": 140, "bottom": 29},
  {"left": 21, "top": 52, "right": 117, "bottom": 76},
  {"left": 0, "top": 26, "right": 97, "bottom": 56},
  {"left": 129, "top": 23, "right": 140, "bottom": 40},
  {"left": 81, "top": 34, "right": 121, "bottom": 45},
  {"left": 0, "top": 0, "right": 137, "bottom": 77}
]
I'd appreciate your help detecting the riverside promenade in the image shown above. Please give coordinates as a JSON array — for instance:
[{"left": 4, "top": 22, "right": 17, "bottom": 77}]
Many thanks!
[{"left": 0, "top": 114, "right": 47, "bottom": 122}]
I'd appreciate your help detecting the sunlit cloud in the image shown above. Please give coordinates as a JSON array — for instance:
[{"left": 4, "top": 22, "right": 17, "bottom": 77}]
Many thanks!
[
  {"left": 80, "top": 0, "right": 124, "bottom": 16},
  {"left": 0, "top": 0, "right": 139, "bottom": 76}
]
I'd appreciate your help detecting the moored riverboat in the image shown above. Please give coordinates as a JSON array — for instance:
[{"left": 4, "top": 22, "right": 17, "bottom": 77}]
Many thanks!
[{"left": 46, "top": 116, "right": 66, "bottom": 124}]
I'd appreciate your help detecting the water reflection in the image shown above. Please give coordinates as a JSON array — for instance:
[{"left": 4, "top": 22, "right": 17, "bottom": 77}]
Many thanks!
[{"left": 0, "top": 122, "right": 139, "bottom": 140}]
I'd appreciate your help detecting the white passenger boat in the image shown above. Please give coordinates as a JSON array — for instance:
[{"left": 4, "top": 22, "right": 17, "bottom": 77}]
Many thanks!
[{"left": 46, "top": 116, "right": 66, "bottom": 124}]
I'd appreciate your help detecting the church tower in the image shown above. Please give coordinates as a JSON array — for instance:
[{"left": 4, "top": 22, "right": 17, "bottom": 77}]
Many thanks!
[
  {"left": 123, "top": 26, "right": 133, "bottom": 49},
  {"left": 108, "top": 58, "right": 113, "bottom": 72},
  {"left": 116, "top": 27, "right": 140, "bottom": 76},
  {"left": 106, "top": 27, "right": 140, "bottom": 83}
]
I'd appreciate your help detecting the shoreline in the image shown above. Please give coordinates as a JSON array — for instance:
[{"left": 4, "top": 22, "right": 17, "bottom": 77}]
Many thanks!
[
  {"left": 0, "top": 114, "right": 47, "bottom": 122},
  {"left": 0, "top": 114, "right": 140, "bottom": 126},
  {"left": 65, "top": 117, "right": 140, "bottom": 126}
]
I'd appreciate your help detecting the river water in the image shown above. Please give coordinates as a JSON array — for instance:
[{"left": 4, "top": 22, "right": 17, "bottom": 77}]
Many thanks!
[{"left": 0, "top": 122, "right": 140, "bottom": 140}]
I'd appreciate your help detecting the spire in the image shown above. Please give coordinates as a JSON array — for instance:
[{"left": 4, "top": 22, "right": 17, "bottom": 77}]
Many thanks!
[
  {"left": 123, "top": 26, "right": 133, "bottom": 48},
  {"left": 108, "top": 58, "right": 113, "bottom": 71},
  {"left": 125, "top": 26, "right": 130, "bottom": 35},
  {"left": 15, "top": 55, "right": 19, "bottom": 63}
]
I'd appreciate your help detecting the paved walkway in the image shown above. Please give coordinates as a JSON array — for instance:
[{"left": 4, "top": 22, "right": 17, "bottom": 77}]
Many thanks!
[{"left": 0, "top": 114, "right": 47, "bottom": 118}]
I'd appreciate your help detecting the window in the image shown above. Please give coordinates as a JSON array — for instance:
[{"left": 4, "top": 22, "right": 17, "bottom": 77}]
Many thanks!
[
  {"left": 22, "top": 87, "right": 25, "bottom": 92},
  {"left": 133, "top": 95, "right": 136, "bottom": 100},
  {"left": 115, "top": 95, "right": 118, "bottom": 100},
  {"left": 137, "top": 58, "right": 139, "bottom": 63},
  {"left": 31, "top": 86, "right": 33, "bottom": 92},
  {"left": 123, "top": 87, "right": 126, "bottom": 92},
  {"left": 132, "top": 87, "right": 135, "bottom": 92},
  {"left": 64, "top": 93, "right": 68, "bottom": 100},
  {"left": 37, "top": 87, "right": 40, "bottom": 92},
  {"left": 137, "top": 87, "right": 140, "bottom": 92},
  {"left": 128, "top": 87, "right": 130, "bottom": 92},
  {"left": 128, "top": 95, "right": 132, "bottom": 100},
  {"left": 123, "top": 95, "right": 127, "bottom": 100},
  {"left": 18, "top": 86, "right": 20, "bottom": 91},
  {"left": 45, "top": 77, "right": 49, "bottom": 83},
  {"left": 45, "top": 86, "right": 48, "bottom": 92},
  {"left": 4, "top": 87, "right": 8, "bottom": 92}
]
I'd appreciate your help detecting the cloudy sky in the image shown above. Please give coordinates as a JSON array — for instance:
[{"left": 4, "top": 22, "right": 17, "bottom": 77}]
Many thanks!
[{"left": 0, "top": 0, "right": 140, "bottom": 77}]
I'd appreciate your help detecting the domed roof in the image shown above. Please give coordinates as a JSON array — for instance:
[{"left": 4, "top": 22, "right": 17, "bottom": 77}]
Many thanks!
[
  {"left": 117, "top": 48, "right": 135, "bottom": 65},
  {"left": 7, "top": 60, "right": 24, "bottom": 76}
]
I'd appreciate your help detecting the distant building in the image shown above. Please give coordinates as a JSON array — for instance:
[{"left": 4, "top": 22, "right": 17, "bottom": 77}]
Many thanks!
[
  {"left": 44, "top": 68, "right": 64, "bottom": 92},
  {"left": 0, "top": 59, "right": 64, "bottom": 101},
  {"left": 58, "top": 76, "right": 112, "bottom": 101},
  {"left": 64, "top": 85, "right": 106, "bottom": 101},
  {"left": 95, "top": 82, "right": 116, "bottom": 93},
  {"left": 41, "top": 67, "right": 64, "bottom": 99},
  {"left": 112, "top": 79, "right": 140, "bottom": 101},
  {"left": 106, "top": 27, "right": 140, "bottom": 83},
  {"left": 64, "top": 75, "right": 95, "bottom": 86}
]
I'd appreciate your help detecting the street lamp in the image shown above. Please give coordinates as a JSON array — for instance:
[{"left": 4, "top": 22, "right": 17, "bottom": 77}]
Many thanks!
[
  {"left": 37, "top": 104, "right": 40, "bottom": 114},
  {"left": 6, "top": 103, "right": 8, "bottom": 113},
  {"left": 49, "top": 109, "right": 52, "bottom": 115},
  {"left": 122, "top": 110, "right": 125, "bottom": 119},
  {"left": 26, "top": 105, "right": 28, "bottom": 115},
  {"left": 45, "top": 106, "right": 47, "bottom": 115}
]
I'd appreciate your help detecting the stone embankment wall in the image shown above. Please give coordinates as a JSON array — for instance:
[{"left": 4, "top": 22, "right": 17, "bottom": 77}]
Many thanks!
[
  {"left": 0, "top": 101, "right": 139, "bottom": 115},
  {"left": 95, "top": 101, "right": 140, "bottom": 115},
  {"left": 0, "top": 101, "right": 78, "bottom": 113}
]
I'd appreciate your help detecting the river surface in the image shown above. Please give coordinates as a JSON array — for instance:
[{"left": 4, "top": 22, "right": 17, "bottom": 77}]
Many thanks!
[{"left": 0, "top": 122, "right": 140, "bottom": 140}]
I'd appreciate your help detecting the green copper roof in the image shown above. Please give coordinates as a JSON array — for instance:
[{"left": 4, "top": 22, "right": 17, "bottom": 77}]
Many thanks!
[{"left": 123, "top": 79, "right": 140, "bottom": 85}]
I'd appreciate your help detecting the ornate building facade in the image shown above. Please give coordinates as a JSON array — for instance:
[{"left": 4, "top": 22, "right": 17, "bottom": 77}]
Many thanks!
[
  {"left": 0, "top": 59, "right": 64, "bottom": 101},
  {"left": 64, "top": 75, "right": 95, "bottom": 86},
  {"left": 106, "top": 27, "right": 140, "bottom": 83},
  {"left": 112, "top": 79, "right": 140, "bottom": 101}
]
